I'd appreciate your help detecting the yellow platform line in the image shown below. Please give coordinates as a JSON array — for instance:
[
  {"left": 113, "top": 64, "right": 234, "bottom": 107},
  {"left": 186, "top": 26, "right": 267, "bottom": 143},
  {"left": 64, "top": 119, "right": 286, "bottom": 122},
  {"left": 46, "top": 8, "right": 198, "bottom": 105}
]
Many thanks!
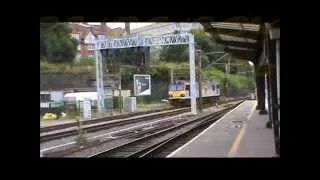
[{"left": 227, "top": 101, "right": 257, "bottom": 157}]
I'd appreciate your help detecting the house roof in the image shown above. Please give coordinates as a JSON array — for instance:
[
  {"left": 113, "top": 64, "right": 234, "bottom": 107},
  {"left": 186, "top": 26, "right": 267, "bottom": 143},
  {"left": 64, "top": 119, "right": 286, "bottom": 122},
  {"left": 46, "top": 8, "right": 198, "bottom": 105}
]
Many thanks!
[
  {"left": 111, "top": 27, "right": 124, "bottom": 31},
  {"left": 70, "top": 23, "right": 111, "bottom": 39}
]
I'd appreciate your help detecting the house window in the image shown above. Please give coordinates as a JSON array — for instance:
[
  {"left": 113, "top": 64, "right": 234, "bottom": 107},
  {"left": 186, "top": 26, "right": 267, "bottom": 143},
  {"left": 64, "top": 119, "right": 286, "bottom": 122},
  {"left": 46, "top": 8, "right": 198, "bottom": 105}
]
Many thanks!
[
  {"left": 84, "top": 32, "right": 96, "bottom": 44},
  {"left": 87, "top": 44, "right": 95, "bottom": 50},
  {"left": 71, "top": 33, "right": 80, "bottom": 40},
  {"left": 98, "top": 35, "right": 106, "bottom": 39},
  {"left": 40, "top": 94, "right": 51, "bottom": 102}
]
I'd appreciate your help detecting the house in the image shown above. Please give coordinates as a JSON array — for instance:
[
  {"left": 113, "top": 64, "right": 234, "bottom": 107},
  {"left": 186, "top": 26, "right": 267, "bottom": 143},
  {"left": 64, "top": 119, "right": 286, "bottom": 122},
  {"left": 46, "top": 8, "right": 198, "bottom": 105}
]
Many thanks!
[
  {"left": 131, "top": 23, "right": 203, "bottom": 37},
  {"left": 109, "top": 27, "right": 127, "bottom": 37},
  {"left": 69, "top": 23, "right": 126, "bottom": 60}
]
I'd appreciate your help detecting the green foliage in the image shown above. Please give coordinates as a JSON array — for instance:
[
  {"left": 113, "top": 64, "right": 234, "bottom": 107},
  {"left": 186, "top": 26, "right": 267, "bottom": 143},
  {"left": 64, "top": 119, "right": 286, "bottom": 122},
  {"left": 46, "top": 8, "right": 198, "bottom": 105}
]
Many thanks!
[
  {"left": 75, "top": 118, "right": 88, "bottom": 146},
  {"left": 75, "top": 129, "right": 87, "bottom": 146},
  {"left": 192, "top": 30, "right": 224, "bottom": 53},
  {"left": 119, "top": 48, "right": 138, "bottom": 65},
  {"left": 159, "top": 30, "right": 225, "bottom": 66},
  {"left": 202, "top": 66, "right": 225, "bottom": 83},
  {"left": 150, "top": 48, "right": 161, "bottom": 63},
  {"left": 75, "top": 57, "right": 95, "bottom": 66},
  {"left": 40, "top": 23, "right": 78, "bottom": 63},
  {"left": 40, "top": 61, "right": 95, "bottom": 74},
  {"left": 159, "top": 44, "right": 189, "bottom": 63},
  {"left": 203, "top": 65, "right": 254, "bottom": 95},
  {"left": 230, "top": 74, "right": 251, "bottom": 89}
]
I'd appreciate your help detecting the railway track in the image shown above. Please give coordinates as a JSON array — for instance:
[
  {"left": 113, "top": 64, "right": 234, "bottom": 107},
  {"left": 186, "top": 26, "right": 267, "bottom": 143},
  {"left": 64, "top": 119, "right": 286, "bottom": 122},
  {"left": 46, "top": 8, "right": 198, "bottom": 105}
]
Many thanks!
[
  {"left": 40, "top": 107, "right": 189, "bottom": 142},
  {"left": 42, "top": 99, "right": 245, "bottom": 157},
  {"left": 40, "top": 107, "right": 178, "bottom": 133},
  {"left": 40, "top": 97, "right": 247, "bottom": 143},
  {"left": 89, "top": 101, "right": 243, "bottom": 158},
  {"left": 41, "top": 97, "right": 246, "bottom": 133},
  {"left": 43, "top": 118, "right": 182, "bottom": 157}
]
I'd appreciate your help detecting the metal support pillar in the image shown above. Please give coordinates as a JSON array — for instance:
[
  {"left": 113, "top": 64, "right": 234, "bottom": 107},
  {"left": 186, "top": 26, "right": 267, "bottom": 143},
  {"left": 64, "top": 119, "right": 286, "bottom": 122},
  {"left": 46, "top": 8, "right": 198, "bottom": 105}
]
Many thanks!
[
  {"left": 255, "top": 66, "right": 267, "bottom": 114},
  {"left": 197, "top": 50, "right": 203, "bottom": 113},
  {"left": 266, "top": 73, "right": 273, "bottom": 128},
  {"left": 170, "top": 68, "right": 174, "bottom": 83},
  {"left": 271, "top": 70, "right": 280, "bottom": 155},
  {"left": 269, "top": 39, "right": 280, "bottom": 156},
  {"left": 276, "top": 40, "right": 280, "bottom": 122},
  {"left": 225, "top": 55, "right": 231, "bottom": 97},
  {"left": 189, "top": 34, "right": 197, "bottom": 115},
  {"left": 95, "top": 48, "right": 105, "bottom": 113},
  {"left": 119, "top": 67, "right": 122, "bottom": 113},
  {"left": 276, "top": 39, "right": 280, "bottom": 155}
]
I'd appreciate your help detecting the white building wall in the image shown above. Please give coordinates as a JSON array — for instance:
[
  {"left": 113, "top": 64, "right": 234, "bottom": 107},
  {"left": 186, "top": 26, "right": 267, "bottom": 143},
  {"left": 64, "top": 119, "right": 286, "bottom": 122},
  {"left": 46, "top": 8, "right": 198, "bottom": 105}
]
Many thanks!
[
  {"left": 84, "top": 32, "right": 96, "bottom": 44},
  {"left": 131, "top": 23, "right": 203, "bottom": 37}
]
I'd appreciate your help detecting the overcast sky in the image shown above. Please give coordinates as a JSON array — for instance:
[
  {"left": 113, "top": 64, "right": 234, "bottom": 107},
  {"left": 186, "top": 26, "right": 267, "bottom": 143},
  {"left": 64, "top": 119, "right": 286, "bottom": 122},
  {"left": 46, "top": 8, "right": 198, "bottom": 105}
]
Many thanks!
[{"left": 87, "top": 23, "right": 153, "bottom": 30}]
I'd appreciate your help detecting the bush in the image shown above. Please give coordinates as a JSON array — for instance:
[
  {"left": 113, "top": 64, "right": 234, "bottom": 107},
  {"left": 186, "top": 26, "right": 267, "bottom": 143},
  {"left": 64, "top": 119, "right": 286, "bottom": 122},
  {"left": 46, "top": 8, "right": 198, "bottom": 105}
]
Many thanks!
[
  {"left": 75, "top": 57, "right": 95, "bottom": 66},
  {"left": 203, "top": 66, "right": 225, "bottom": 83},
  {"left": 40, "top": 61, "right": 95, "bottom": 74}
]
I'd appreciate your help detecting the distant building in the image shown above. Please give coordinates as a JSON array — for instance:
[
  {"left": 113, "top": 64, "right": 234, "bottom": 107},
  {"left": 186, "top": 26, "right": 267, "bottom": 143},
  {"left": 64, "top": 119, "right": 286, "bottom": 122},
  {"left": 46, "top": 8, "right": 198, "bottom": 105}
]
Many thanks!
[
  {"left": 69, "top": 23, "right": 126, "bottom": 60},
  {"left": 130, "top": 23, "right": 203, "bottom": 64},
  {"left": 131, "top": 23, "right": 203, "bottom": 37}
]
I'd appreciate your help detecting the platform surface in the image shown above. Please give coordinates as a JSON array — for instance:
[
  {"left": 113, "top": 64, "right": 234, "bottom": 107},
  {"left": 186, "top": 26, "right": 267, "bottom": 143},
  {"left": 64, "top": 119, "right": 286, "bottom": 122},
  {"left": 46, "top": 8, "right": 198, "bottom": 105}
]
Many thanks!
[{"left": 168, "top": 100, "right": 277, "bottom": 158}]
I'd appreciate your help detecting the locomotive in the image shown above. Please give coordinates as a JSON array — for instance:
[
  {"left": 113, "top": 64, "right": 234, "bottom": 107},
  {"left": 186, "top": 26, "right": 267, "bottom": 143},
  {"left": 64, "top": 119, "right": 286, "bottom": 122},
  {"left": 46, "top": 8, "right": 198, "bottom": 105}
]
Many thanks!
[{"left": 168, "top": 80, "right": 221, "bottom": 106}]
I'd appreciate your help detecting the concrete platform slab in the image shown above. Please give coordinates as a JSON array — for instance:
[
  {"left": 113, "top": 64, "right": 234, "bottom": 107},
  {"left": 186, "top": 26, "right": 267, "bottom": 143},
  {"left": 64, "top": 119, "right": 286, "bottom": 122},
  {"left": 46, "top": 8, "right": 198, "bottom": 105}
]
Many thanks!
[{"left": 167, "top": 100, "right": 277, "bottom": 158}]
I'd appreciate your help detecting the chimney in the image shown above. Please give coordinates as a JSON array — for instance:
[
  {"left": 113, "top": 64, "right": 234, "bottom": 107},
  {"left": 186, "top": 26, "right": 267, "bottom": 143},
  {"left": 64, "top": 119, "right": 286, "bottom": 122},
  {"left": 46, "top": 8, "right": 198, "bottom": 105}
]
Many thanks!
[
  {"left": 125, "top": 23, "right": 130, "bottom": 35},
  {"left": 100, "top": 22, "right": 109, "bottom": 34}
]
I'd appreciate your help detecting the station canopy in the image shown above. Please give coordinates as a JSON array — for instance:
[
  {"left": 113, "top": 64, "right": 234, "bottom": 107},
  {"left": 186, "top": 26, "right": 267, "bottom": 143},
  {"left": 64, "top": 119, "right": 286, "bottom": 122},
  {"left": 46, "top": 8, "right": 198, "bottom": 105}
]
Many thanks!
[{"left": 201, "top": 21, "right": 262, "bottom": 63}]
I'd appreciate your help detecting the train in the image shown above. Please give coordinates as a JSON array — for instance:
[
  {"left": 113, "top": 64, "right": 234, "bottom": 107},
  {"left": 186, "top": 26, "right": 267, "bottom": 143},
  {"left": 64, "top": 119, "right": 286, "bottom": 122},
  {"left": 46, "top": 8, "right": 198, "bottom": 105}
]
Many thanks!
[{"left": 168, "top": 80, "right": 221, "bottom": 106}]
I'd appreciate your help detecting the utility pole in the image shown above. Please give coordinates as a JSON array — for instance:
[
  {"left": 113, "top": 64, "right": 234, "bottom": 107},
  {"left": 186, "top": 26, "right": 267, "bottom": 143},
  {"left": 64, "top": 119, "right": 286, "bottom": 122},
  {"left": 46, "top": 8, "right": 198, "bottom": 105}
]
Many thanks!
[
  {"left": 118, "top": 67, "right": 122, "bottom": 113},
  {"left": 95, "top": 48, "right": 105, "bottom": 113},
  {"left": 225, "top": 55, "right": 231, "bottom": 97},
  {"left": 118, "top": 23, "right": 130, "bottom": 113},
  {"left": 170, "top": 67, "right": 174, "bottom": 83},
  {"left": 197, "top": 50, "right": 203, "bottom": 113}
]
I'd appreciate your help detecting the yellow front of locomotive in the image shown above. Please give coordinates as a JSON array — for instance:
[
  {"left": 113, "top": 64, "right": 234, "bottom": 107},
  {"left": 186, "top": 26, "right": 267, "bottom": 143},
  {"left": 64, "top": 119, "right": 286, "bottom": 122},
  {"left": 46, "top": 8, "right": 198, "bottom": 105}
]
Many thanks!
[
  {"left": 169, "top": 90, "right": 187, "bottom": 98},
  {"left": 168, "top": 81, "right": 187, "bottom": 99}
]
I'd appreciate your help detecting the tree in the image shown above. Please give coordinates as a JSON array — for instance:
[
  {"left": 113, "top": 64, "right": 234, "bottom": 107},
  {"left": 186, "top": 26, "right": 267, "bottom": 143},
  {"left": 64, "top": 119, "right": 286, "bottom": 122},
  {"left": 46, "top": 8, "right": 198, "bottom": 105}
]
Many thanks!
[
  {"left": 40, "top": 23, "right": 78, "bottom": 63},
  {"left": 159, "top": 30, "right": 189, "bottom": 63},
  {"left": 158, "top": 29, "right": 225, "bottom": 67},
  {"left": 159, "top": 44, "right": 189, "bottom": 62}
]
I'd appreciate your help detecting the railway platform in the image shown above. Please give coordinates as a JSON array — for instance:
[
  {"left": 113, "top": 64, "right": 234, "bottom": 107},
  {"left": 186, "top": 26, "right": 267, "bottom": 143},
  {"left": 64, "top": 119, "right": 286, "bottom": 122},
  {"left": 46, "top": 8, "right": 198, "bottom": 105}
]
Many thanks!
[{"left": 167, "top": 100, "right": 277, "bottom": 158}]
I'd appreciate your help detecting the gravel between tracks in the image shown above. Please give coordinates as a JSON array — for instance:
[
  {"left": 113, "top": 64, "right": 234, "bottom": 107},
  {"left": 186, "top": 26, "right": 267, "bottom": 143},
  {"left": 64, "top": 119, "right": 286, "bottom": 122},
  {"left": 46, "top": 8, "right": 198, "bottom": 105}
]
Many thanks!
[
  {"left": 40, "top": 111, "right": 191, "bottom": 153},
  {"left": 64, "top": 102, "right": 240, "bottom": 157}
]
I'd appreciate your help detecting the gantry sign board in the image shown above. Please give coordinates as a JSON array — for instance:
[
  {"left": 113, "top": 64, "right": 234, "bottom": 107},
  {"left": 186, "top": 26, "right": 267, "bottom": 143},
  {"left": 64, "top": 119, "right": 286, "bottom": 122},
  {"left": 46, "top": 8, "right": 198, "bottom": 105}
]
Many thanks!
[
  {"left": 95, "top": 33, "right": 190, "bottom": 49},
  {"left": 94, "top": 33, "right": 198, "bottom": 114},
  {"left": 134, "top": 74, "right": 151, "bottom": 96}
]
